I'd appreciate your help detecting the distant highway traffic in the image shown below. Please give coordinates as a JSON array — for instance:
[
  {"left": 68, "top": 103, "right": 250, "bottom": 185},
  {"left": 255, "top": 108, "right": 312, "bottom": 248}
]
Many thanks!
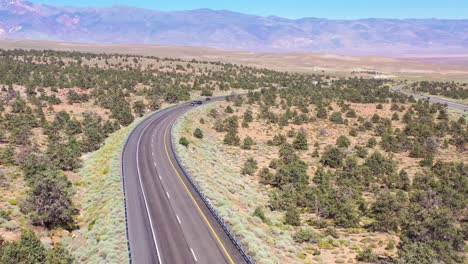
[{"left": 391, "top": 85, "right": 468, "bottom": 111}]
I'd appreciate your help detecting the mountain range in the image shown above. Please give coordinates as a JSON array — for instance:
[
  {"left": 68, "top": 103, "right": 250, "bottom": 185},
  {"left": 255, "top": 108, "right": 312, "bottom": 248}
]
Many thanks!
[{"left": 1, "top": 0, "right": 468, "bottom": 56}]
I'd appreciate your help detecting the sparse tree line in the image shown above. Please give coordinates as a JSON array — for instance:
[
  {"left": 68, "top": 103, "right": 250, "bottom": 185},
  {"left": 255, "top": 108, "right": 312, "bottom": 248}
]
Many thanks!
[
  {"left": 410, "top": 81, "right": 468, "bottom": 100},
  {"left": 182, "top": 78, "right": 467, "bottom": 263}
]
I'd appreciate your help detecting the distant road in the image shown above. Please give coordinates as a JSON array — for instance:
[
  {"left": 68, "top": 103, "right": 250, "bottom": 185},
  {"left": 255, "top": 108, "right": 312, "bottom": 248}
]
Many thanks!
[
  {"left": 122, "top": 98, "right": 246, "bottom": 263},
  {"left": 391, "top": 85, "right": 468, "bottom": 111}
]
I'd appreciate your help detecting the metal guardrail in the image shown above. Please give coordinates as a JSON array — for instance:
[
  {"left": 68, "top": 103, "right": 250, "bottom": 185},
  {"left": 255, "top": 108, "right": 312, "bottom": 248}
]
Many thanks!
[
  {"left": 169, "top": 122, "right": 255, "bottom": 264},
  {"left": 121, "top": 127, "right": 134, "bottom": 263}
]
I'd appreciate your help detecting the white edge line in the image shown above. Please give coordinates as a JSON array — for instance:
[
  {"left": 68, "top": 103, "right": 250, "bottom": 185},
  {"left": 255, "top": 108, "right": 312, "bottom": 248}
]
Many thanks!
[
  {"left": 136, "top": 119, "right": 163, "bottom": 264},
  {"left": 190, "top": 248, "right": 198, "bottom": 262},
  {"left": 176, "top": 215, "right": 181, "bottom": 224}
]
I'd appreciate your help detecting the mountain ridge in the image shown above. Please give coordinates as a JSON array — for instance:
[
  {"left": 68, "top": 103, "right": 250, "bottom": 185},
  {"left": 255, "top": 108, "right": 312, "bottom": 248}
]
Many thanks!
[{"left": 1, "top": 1, "right": 467, "bottom": 56}]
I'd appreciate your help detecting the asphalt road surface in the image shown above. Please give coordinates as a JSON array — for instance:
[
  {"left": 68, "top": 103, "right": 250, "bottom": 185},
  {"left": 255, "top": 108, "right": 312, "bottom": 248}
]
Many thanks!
[
  {"left": 391, "top": 85, "right": 468, "bottom": 111},
  {"left": 122, "top": 100, "right": 246, "bottom": 264}
]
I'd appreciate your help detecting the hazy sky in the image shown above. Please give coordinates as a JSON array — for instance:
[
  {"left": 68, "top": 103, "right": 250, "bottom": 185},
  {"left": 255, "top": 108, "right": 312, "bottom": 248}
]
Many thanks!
[{"left": 30, "top": 0, "right": 468, "bottom": 19}]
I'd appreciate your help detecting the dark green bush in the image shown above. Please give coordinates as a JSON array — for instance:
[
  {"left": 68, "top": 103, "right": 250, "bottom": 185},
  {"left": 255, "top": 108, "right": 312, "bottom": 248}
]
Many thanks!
[
  {"left": 241, "top": 158, "right": 258, "bottom": 175},
  {"left": 179, "top": 136, "right": 189, "bottom": 147},
  {"left": 193, "top": 128, "right": 204, "bottom": 139}
]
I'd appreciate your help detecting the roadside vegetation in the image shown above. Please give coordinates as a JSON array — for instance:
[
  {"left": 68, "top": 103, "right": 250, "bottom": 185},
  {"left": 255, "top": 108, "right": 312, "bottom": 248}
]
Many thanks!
[
  {"left": 174, "top": 79, "right": 467, "bottom": 263},
  {"left": 408, "top": 81, "right": 468, "bottom": 104},
  {"left": 66, "top": 122, "right": 135, "bottom": 262},
  {"left": 0, "top": 48, "right": 465, "bottom": 263}
]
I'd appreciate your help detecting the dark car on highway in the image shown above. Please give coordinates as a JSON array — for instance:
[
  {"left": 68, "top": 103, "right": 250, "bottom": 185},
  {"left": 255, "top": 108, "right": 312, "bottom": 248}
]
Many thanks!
[
  {"left": 190, "top": 100, "right": 204, "bottom": 106},
  {"left": 205, "top": 97, "right": 211, "bottom": 101}
]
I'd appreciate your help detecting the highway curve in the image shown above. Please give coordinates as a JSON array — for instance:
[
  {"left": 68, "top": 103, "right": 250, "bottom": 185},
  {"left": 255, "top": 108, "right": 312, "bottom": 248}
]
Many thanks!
[
  {"left": 122, "top": 100, "right": 246, "bottom": 264},
  {"left": 391, "top": 85, "right": 468, "bottom": 111}
]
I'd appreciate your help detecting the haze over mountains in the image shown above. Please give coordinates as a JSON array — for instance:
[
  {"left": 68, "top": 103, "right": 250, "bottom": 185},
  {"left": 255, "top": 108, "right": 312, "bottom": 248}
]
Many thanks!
[{"left": 1, "top": 0, "right": 468, "bottom": 56}]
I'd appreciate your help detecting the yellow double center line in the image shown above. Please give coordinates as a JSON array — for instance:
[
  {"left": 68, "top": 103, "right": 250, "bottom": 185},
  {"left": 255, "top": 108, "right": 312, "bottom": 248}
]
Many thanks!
[{"left": 163, "top": 127, "right": 235, "bottom": 264}]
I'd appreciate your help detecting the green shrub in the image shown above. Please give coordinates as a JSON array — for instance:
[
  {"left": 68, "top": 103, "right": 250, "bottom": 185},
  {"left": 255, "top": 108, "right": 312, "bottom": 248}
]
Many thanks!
[
  {"left": 252, "top": 207, "right": 267, "bottom": 223},
  {"left": 396, "top": 242, "right": 441, "bottom": 264},
  {"left": 318, "top": 237, "right": 338, "bottom": 249},
  {"left": 243, "top": 109, "right": 253, "bottom": 124},
  {"left": 284, "top": 208, "right": 301, "bottom": 226},
  {"left": 45, "top": 244, "right": 74, "bottom": 264},
  {"left": 223, "top": 131, "right": 240, "bottom": 146},
  {"left": 132, "top": 101, "right": 146, "bottom": 117},
  {"left": 367, "top": 137, "right": 377, "bottom": 148},
  {"left": 241, "top": 136, "right": 255, "bottom": 150},
  {"left": 267, "top": 134, "right": 286, "bottom": 146},
  {"left": 311, "top": 219, "right": 329, "bottom": 229},
  {"left": 208, "top": 109, "right": 219, "bottom": 118},
  {"left": 293, "top": 131, "right": 308, "bottom": 150},
  {"left": 293, "top": 228, "right": 321, "bottom": 243},
  {"left": 241, "top": 158, "right": 258, "bottom": 175},
  {"left": 323, "top": 227, "right": 339, "bottom": 238},
  {"left": 225, "top": 105, "right": 234, "bottom": 113},
  {"left": 371, "top": 114, "right": 380, "bottom": 123},
  {"left": 201, "top": 89, "right": 213, "bottom": 96},
  {"left": 355, "top": 145, "right": 368, "bottom": 158},
  {"left": 0, "top": 230, "right": 74, "bottom": 264},
  {"left": 329, "top": 112, "right": 344, "bottom": 124},
  {"left": 258, "top": 167, "right": 274, "bottom": 185},
  {"left": 0, "top": 210, "right": 11, "bottom": 221},
  {"left": 179, "top": 137, "right": 189, "bottom": 147},
  {"left": 336, "top": 135, "right": 350, "bottom": 148},
  {"left": 311, "top": 148, "right": 320, "bottom": 158},
  {"left": 6, "top": 199, "right": 17, "bottom": 206},
  {"left": 386, "top": 240, "right": 396, "bottom": 250},
  {"left": 320, "top": 146, "right": 344, "bottom": 168},
  {"left": 0, "top": 145, "right": 14, "bottom": 166},
  {"left": 356, "top": 248, "right": 378, "bottom": 263},
  {"left": 346, "top": 109, "right": 357, "bottom": 118},
  {"left": 316, "top": 107, "right": 328, "bottom": 119},
  {"left": 21, "top": 170, "right": 77, "bottom": 229},
  {"left": 46, "top": 136, "right": 82, "bottom": 171},
  {"left": 0, "top": 229, "right": 47, "bottom": 263},
  {"left": 193, "top": 128, "right": 204, "bottom": 139}
]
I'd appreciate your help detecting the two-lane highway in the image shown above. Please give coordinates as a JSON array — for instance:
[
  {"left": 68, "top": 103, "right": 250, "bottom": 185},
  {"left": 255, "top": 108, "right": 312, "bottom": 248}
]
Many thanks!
[
  {"left": 122, "top": 101, "right": 246, "bottom": 264},
  {"left": 391, "top": 85, "right": 468, "bottom": 111}
]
